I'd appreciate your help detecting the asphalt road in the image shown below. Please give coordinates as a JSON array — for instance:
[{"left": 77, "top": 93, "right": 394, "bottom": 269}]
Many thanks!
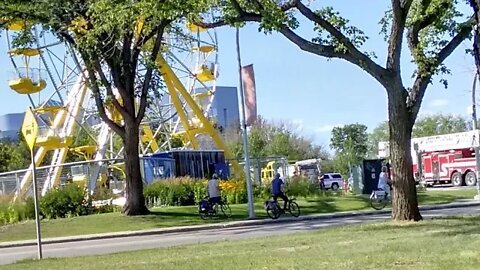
[{"left": 1, "top": 205, "right": 479, "bottom": 266}]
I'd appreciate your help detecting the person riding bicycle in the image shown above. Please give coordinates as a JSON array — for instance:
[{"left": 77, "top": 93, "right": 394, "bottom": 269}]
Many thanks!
[
  {"left": 377, "top": 166, "right": 391, "bottom": 198},
  {"left": 207, "top": 173, "right": 222, "bottom": 206},
  {"left": 271, "top": 173, "right": 289, "bottom": 211}
]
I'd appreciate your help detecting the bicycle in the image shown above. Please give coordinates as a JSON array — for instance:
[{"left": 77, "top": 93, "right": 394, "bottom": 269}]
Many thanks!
[
  {"left": 369, "top": 189, "right": 390, "bottom": 210},
  {"left": 198, "top": 196, "right": 232, "bottom": 220},
  {"left": 264, "top": 195, "right": 300, "bottom": 219}
]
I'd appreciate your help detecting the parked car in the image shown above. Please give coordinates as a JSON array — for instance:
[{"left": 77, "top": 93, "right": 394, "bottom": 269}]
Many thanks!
[{"left": 322, "top": 173, "right": 344, "bottom": 191}]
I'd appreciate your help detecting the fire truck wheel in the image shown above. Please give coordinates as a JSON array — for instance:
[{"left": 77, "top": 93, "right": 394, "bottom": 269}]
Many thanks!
[
  {"left": 465, "top": 171, "right": 477, "bottom": 186},
  {"left": 451, "top": 172, "right": 463, "bottom": 187}
]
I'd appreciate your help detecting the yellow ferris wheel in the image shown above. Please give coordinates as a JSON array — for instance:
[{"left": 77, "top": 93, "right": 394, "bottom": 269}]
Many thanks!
[{"left": 1, "top": 14, "right": 242, "bottom": 199}]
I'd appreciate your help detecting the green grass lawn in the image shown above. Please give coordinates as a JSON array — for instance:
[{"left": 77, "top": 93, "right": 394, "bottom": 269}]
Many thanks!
[
  {"left": 0, "top": 188, "right": 477, "bottom": 243},
  {"left": 3, "top": 214, "right": 480, "bottom": 270}
]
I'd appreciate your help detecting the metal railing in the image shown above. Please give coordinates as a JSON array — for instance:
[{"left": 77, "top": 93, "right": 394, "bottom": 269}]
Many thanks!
[{"left": 0, "top": 158, "right": 125, "bottom": 198}]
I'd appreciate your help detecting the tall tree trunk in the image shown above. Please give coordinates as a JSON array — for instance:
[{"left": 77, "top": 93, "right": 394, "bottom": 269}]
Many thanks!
[
  {"left": 470, "top": 0, "right": 480, "bottom": 74},
  {"left": 388, "top": 87, "right": 423, "bottom": 221},
  {"left": 122, "top": 118, "right": 149, "bottom": 215}
]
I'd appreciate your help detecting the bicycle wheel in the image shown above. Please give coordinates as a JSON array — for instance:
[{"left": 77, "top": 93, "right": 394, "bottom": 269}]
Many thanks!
[
  {"left": 288, "top": 201, "right": 300, "bottom": 217},
  {"left": 221, "top": 203, "right": 232, "bottom": 218},
  {"left": 370, "top": 195, "right": 388, "bottom": 210},
  {"left": 266, "top": 204, "right": 281, "bottom": 219},
  {"left": 199, "top": 210, "right": 209, "bottom": 220}
]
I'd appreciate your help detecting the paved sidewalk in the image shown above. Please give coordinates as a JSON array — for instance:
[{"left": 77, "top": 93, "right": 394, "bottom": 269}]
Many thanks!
[{"left": 1, "top": 199, "right": 479, "bottom": 249}]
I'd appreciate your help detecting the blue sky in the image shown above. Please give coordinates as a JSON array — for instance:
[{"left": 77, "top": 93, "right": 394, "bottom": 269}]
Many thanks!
[{"left": 0, "top": 0, "right": 476, "bottom": 150}]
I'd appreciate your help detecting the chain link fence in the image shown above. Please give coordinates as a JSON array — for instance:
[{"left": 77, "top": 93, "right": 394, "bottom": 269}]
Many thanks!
[{"left": 0, "top": 159, "right": 126, "bottom": 198}]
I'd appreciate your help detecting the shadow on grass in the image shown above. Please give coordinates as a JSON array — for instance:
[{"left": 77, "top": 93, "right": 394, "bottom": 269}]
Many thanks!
[
  {"left": 86, "top": 192, "right": 473, "bottom": 229},
  {"left": 360, "top": 215, "right": 480, "bottom": 238},
  {"left": 124, "top": 206, "right": 252, "bottom": 226},
  {"left": 301, "top": 195, "right": 371, "bottom": 215},
  {"left": 417, "top": 193, "right": 459, "bottom": 204}
]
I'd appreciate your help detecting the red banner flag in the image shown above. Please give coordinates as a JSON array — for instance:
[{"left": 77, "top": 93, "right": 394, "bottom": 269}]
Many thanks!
[{"left": 241, "top": 64, "right": 257, "bottom": 126}]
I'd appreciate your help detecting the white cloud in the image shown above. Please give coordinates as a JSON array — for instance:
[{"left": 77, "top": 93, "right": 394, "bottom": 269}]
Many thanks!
[
  {"left": 315, "top": 124, "right": 342, "bottom": 133},
  {"left": 429, "top": 99, "right": 449, "bottom": 108}
]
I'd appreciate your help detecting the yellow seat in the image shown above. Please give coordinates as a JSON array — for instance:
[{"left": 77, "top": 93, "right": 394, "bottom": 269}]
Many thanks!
[
  {"left": 35, "top": 106, "right": 64, "bottom": 114},
  {"left": 8, "top": 48, "right": 41, "bottom": 57},
  {"left": 35, "top": 106, "right": 64, "bottom": 124},
  {"left": 186, "top": 22, "right": 206, "bottom": 33},
  {"left": 192, "top": 46, "right": 215, "bottom": 53},
  {"left": 71, "top": 145, "right": 97, "bottom": 160},
  {"left": 36, "top": 135, "right": 73, "bottom": 150},
  {"left": 9, "top": 78, "right": 47, "bottom": 95},
  {"left": 196, "top": 66, "right": 214, "bottom": 82}
]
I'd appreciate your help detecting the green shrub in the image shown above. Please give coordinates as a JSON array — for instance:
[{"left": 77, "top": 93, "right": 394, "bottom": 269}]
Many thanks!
[
  {"left": 40, "top": 183, "right": 91, "bottom": 219},
  {"left": 92, "top": 186, "right": 118, "bottom": 201},
  {"left": 285, "top": 176, "right": 317, "bottom": 198},
  {"left": 145, "top": 177, "right": 251, "bottom": 206},
  {"left": 144, "top": 177, "right": 198, "bottom": 207},
  {"left": 94, "top": 204, "right": 122, "bottom": 214},
  {"left": 0, "top": 184, "right": 122, "bottom": 225},
  {"left": 0, "top": 198, "right": 35, "bottom": 226}
]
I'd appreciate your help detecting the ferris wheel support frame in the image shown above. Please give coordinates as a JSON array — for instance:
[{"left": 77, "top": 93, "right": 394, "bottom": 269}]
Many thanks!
[
  {"left": 42, "top": 73, "right": 89, "bottom": 195},
  {"left": 14, "top": 73, "right": 89, "bottom": 200},
  {"left": 156, "top": 54, "right": 243, "bottom": 176}
]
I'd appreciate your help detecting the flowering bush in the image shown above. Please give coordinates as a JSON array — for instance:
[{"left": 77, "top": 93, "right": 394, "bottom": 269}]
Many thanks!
[
  {"left": 220, "top": 178, "right": 247, "bottom": 204},
  {"left": 145, "top": 177, "right": 250, "bottom": 206}
]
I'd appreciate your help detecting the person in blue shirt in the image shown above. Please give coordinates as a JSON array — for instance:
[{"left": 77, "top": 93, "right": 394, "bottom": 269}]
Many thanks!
[{"left": 271, "top": 173, "right": 289, "bottom": 211}]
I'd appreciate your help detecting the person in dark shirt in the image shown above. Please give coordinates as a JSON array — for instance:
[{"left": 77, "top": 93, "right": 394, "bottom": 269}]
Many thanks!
[{"left": 271, "top": 173, "right": 289, "bottom": 211}]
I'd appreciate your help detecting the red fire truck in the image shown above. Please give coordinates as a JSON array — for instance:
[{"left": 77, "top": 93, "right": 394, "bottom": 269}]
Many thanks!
[{"left": 378, "top": 130, "right": 479, "bottom": 186}]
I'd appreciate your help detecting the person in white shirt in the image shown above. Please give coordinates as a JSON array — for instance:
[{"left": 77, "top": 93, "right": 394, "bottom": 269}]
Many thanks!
[
  {"left": 377, "top": 166, "right": 391, "bottom": 197},
  {"left": 207, "top": 173, "right": 221, "bottom": 205}
]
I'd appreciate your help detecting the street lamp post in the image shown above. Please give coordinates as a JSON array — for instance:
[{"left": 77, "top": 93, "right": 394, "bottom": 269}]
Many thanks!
[
  {"left": 471, "top": 72, "right": 480, "bottom": 200},
  {"left": 235, "top": 27, "right": 255, "bottom": 219}
]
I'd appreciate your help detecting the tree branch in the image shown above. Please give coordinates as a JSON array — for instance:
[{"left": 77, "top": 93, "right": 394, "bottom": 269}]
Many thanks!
[
  {"left": 407, "top": 0, "right": 448, "bottom": 61},
  {"left": 281, "top": 0, "right": 299, "bottom": 11},
  {"left": 278, "top": 25, "right": 343, "bottom": 58},
  {"left": 84, "top": 65, "right": 125, "bottom": 137},
  {"left": 294, "top": 1, "right": 390, "bottom": 87},
  {"left": 197, "top": 0, "right": 390, "bottom": 88},
  {"left": 104, "top": 54, "right": 128, "bottom": 104},
  {"left": 92, "top": 60, "right": 129, "bottom": 119},
  {"left": 409, "top": 17, "right": 474, "bottom": 121},
  {"left": 469, "top": 0, "right": 480, "bottom": 75},
  {"left": 195, "top": 13, "right": 261, "bottom": 28},
  {"left": 195, "top": 0, "right": 297, "bottom": 29},
  {"left": 122, "top": 31, "right": 134, "bottom": 96},
  {"left": 386, "top": 0, "right": 413, "bottom": 75},
  {"left": 57, "top": 31, "right": 77, "bottom": 46},
  {"left": 278, "top": 25, "right": 391, "bottom": 88},
  {"left": 136, "top": 20, "right": 169, "bottom": 126},
  {"left": 295, "top": 1, "right": 360, "bottom": 55}
]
